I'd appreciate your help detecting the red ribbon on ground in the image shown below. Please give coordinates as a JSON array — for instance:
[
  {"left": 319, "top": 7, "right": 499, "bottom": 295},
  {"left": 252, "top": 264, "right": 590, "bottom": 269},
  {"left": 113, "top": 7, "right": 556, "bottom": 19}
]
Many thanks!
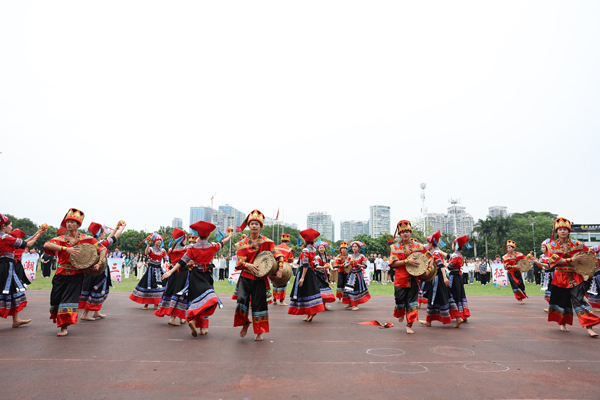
[{"left": 352, "top": 320, "right": 394, "bottom": 328}]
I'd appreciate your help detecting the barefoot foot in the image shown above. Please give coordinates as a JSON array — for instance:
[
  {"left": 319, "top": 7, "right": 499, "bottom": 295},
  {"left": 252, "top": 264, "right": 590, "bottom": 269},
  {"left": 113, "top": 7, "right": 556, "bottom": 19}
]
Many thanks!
[
  {"left": 93, "top": 312, "right": 106, "bottom": 319},
  {"left": 344, "top": 304, "right": 351, "bottom": 309},
  {"left": 279, "top": 302, "right": 288, "bottom": 306},
  {"left": 142, "top": 305, "right": 148, "bottom": 310},
  {"left": 454, "top": 317, "right": 464, "bottom": 328},
  {"left": 418, "top": 320, "right": 431, "bottom": 327},
  {"left": 188, "top": 320, "right": 198, "bottom": 337},
  {"left": 12, "top": 319, "right": 31, "bottom": 328},
  {"left": 200, "top": 328, "right": 208, "bottom": 335},
  {"left": 560, "top": 324, "right": 569, "bottom": 332},
  {"left": 406, "top": 326, "right": 414, "bottom": 334},
  {"left": 254, "top": 334, "right": 263, "bottom": 341},
  {"left": 543, "top": 308, "right": 549, "bottom": 313},
  {"left": 57, "top": 326, "right": 68, "bottom": 337},
  {"left": 80, "top": 315, "right": 95, "bottom": 321},
  {"left": 398, "top": 315, "right": 404, "bottom": 323},
  {"left": 587, "top": 327, "right": 599, "bottom": 338},
  {"left": 307, "top": 315, "right": 314, "bottom": 322},
  {"left": 352, "top": 306, "right": 359, "bottom": 311},
  {"left": 240, "top": 323, "right": 250, "bottom": 338}
]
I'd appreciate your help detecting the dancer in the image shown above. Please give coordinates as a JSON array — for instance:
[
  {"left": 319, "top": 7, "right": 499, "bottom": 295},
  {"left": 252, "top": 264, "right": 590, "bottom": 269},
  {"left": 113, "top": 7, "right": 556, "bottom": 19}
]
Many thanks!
[
  {"left": 534, "top": 239, "right": 552, "bottom": 312},
  {"left": 155, "top": 228, "right": 190, "bottom": 326},
  {"left": 546, "top": 217, "right": 599, "bottom": 337},
  {"left": 502, "top": 240, "right": 528, "bottom": 304},
  {"left": 162, "top": 222, "right": 233, "bottom": 337},
  {"left": 419, "top": 231, "right": 452, "bottom": 327},
  {"left": 1, "top": 214, "right": 44, "bottom": 327},
  {"left": 446, "top": 235, "right": 471, "bottom": 327},
  {"left": 288, "top": 229, "right": 326, "bottom": 321},
  {"left": 10, "top": 229, "right": 32, "bottom": 289},
  {"left": 388, "top": 220, "right": 428, "bottom": 334},
  {"left": 44, "top": 208, "right": 106, "bottom": 336},
  {"left": 314, "top": 242, "right": 336, "bottom": 308},
  {"left": 343, "top": 241, "right": 371, "bottom": 311},
  {"left": 273, "top": 233, "right": 294, "bottom": 306},
  {"left": 334, "top": 241, "right": 349, "bottom": 301},
  {"left": 130, "top": 233, "right": 168, "bottom": 310},
  {"left": 80, "top": 221, "right": 127, "bottom": 321},
  {"left": 233, "top": 210, "right": 283, "bottom": 341}
]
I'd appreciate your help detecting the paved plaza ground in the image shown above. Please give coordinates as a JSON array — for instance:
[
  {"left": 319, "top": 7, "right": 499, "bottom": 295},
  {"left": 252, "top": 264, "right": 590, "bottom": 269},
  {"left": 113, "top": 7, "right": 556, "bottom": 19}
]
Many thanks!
[{"left": 1, "top": 291, "right": 598, "bottom": 399}]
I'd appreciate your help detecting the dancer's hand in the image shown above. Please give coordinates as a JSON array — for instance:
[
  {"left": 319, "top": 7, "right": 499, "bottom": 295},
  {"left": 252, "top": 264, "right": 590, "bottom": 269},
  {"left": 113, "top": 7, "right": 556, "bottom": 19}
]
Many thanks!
[{"left": 299, "top": 278, "right": 304, "bottom": 287}]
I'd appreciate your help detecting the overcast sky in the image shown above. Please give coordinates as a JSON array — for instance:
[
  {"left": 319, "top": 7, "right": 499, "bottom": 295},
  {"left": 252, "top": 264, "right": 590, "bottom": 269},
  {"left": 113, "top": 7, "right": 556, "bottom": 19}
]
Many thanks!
[{"left": 2, "top": 1, "right": 599, "bottom": 238}]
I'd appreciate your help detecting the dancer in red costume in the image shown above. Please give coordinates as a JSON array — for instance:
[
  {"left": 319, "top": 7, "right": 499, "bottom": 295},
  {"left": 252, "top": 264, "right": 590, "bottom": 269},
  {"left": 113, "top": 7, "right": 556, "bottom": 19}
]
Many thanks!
[
  {"left": 419, "top": 230, "right": 452, "bottom": 326},
  {"left": 233, "top": 210, "right": 283, "bottom": 341},
  {"left": 502, "top": 240, "right": 528, "bottom": 305},
  {"left": 388, "top": 220, "right": 428, "bottom": 334},
  {"left": 273, "top": 233, "right": 294, "bottom": 306},
  {"left": 162, "top": 221, "right": 233, "bottom": 337},
  {"left": 288, "top": 229, "right": 326, "bottom": 321},
  {"left": 546, "top": 217, "right": 599, "bottom": 337},
  {"left": 1, "top": 214, "right": 45, "bottom": 327},
  {"left": 342, "top": 241, "right": 371, "bottom": 310},
  {"left": 334, "top": 242, "right": 349, "bottom": 301},
  {"left": 130, "top": 233, "right": 168, "bottom": 309},
  {"left": 314, "top": 242, "right": 336, "bottom": 308},
  {"left": 80, "top": 221, "right": 127, "bottom": 321},
  {"left": 44, "top": 208, "right": 106, "bottom": 337},
  {"left": 446, "top": 235, "right": 471, "bottom": 328}
]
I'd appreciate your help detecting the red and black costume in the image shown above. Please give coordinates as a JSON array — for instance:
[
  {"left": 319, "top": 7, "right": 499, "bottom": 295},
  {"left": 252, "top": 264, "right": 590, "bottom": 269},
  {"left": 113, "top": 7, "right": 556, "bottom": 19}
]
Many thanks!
[
  {"left": 334, "top": 241, "right": 349, "bottom": 299},
  {"left": 155, "top": 229, "right": 190, "bottom": 320},
  {"left": 0, "top": 218, "right": 29, "bottom": 318},
  {"left": 174, "top": 222, "right": 224, "bottom": 330},
  {"left": 446, "top": 236, "right": 471, "bottom": 321},
  {"left": 10, "top": 229, "right": 32, "bottom": 288},
  {"left": 288, "top": 229, "right": 327, "bottom": 316},
  {"left": 79, "top": 222, "right": 116, "bottom": 312},
  {"left": 313, "top": 246, "right": 336, "bottom": 304},
  {"left": 233, "top": 210, "right": 283, "bottom": 335},
  {"left": 130, "top": 234, "right": 168, "bottom": 305},
  {"left": 343, "top": 245, "right": 371, "bottom": 307},
  {"left": 424, "top": 231, "right": 452, "bottom": 325},
  {"left": 502, "top": 240, "right": 528, "bottom": 301},
  {"left": 45, "top": 209, "right": 104, "bottom": 327},
  {"left": 588, "top": 246, "right": 600, "bottom": 309},
  {"left": 389, "top": 229, "right": 427, "bottom": 325},
  {"left": 546, "top": 218, "right": 600, "bottom": 328},
  {"left": 273, "top": 234, "right": 294, "bottom": 302}
]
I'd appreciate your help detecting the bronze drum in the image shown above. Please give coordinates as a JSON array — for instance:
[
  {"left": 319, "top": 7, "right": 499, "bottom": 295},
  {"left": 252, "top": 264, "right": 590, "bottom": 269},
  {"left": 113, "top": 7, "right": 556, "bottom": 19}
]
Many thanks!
[
  {"left": 406, "top": 252, "right": 428, "bottom": 277},
  {"left": 69, "top": 243, "right": 99, "bottom": 269},
  {"left": 572, "top": 252, "right": 599, "bottom": 280},
  {"left": 516, "top": 259, "right": 533, "bottom": 273},
  {"left": 270, "top": 262, "right": 293, "bottom": 287},
  {"left": 254, "top": 251, "right": 278, "bottom": 278}
]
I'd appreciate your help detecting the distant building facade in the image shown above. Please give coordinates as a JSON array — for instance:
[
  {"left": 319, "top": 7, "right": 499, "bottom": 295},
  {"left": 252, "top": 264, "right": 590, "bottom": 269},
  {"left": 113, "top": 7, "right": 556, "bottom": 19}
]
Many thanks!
[
  {"left": 489, "top": 206, "right": 508, "bottom": 218},
  {"left": 171, "top": 217, "right": 183, "bottom": 229},
  {"left": 369, "top": 205, "right": 390, "bottom": 238},
  {"left": 426, "top": 206, "right": 474, "bottom": 236},
  {"left": 307, "top": 212, "right": 335, "bottom": 241},
  {"left": 340, "top": 220, "right": 369, "bottom": 242}
]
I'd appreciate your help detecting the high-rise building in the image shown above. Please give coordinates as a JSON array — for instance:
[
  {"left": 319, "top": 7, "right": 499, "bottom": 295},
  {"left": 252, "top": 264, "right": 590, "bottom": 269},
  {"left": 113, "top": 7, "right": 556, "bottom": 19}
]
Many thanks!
[
  {"left": 340, "top": 220, "right": 369, "bottom": 242},
  {"left": 190, "top": 206, "right": 214, "bottom": 226},
  {"left": 369, "top": 205, "right": 390, "bottom": 238},
  {"left": 426, "top": 206, "right": 474, "bottom": 236},
  {"left": 307, "top": 212, "right": 335, "bottom": 241},
  {"left": 489, "top": 206, "right": 508, "bottom": 218},
  {"left": 219, "top": 204, "right": 245, "bottom": 228},
  {"left": 284, "top": 222, "right": 298, "bottom": 230},
  {"left": 171, "top": 217, "right": 182, "bottom": 229}
]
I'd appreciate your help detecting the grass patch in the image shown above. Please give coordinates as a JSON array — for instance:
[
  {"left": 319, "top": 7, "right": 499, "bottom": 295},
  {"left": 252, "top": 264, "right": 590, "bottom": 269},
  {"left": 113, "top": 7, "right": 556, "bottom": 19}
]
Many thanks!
[{"left": 28, "top": 271, "right": 544, "bottom": 297}]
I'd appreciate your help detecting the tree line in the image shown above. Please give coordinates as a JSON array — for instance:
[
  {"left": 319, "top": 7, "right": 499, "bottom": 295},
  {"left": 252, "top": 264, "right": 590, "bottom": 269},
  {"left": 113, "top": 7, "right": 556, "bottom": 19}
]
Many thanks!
[{"left": 6, "top": 210, "right": 558, "bottom": 259}]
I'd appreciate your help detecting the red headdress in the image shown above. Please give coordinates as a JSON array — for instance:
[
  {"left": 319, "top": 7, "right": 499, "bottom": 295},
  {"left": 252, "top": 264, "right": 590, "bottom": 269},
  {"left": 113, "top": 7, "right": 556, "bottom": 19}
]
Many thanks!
[
  {"left": 59, "top": 208, "right": 85, "bottom": 232},
  {"left": 238, "top": 209, "right": 265, "bottom": 231},
  {"left": 388, "top": 220, "right": 412, "bottom": 243},
  {"left": 281, "top": 233, "right": 291, "bottom": 242},
  {"left": 453, "top": 235, "right": 470, "bottom": 250},
  {"left": 169, "top": 228, "right": 187, "bottom": 246},
  {"left": 506, "top": 240, "right": 517, "bottom": 249},
  {"left": 300, "top": 228, "right": 320, "bottom": 243},
  {"left": 0, "top": 213, "right": 9, "bottom": 226},
  {"left": 88, "top": 222, "right": 104, "bottom": 238},
  {"left": 551, "top": 217, "right": 571, "bottom": 240},
  {"left": 339, "top": 241, "right": 349, "bottom": 249},
  {"left": 190, "top": 221, "right": 216, "bottom": 238}
]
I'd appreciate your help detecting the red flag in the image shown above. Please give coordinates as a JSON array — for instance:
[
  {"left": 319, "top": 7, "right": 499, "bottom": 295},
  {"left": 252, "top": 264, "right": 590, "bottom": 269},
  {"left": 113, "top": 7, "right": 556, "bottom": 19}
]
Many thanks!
[
  {"left": 235, "top": 226, "right": 243, "bottom": 233},
  {"left": 275, "top": 209, "right": 279, "bottom": 220}
]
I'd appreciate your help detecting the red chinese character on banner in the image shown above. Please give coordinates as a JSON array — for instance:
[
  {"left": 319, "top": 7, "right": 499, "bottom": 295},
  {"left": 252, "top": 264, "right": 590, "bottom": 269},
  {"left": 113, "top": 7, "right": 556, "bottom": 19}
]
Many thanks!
[
  {"left": 24, "top": 260, "right": 34, "bottom": 270},
  {"left": 494, "top": 268, "right": 506, "bottom": 278}
]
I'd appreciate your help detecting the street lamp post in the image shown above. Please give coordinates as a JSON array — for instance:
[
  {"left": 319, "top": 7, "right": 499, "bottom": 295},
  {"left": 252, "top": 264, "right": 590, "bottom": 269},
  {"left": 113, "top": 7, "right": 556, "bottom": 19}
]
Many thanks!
[{"left": 530, "top": 219, "right": 536, "bottom": 258}]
